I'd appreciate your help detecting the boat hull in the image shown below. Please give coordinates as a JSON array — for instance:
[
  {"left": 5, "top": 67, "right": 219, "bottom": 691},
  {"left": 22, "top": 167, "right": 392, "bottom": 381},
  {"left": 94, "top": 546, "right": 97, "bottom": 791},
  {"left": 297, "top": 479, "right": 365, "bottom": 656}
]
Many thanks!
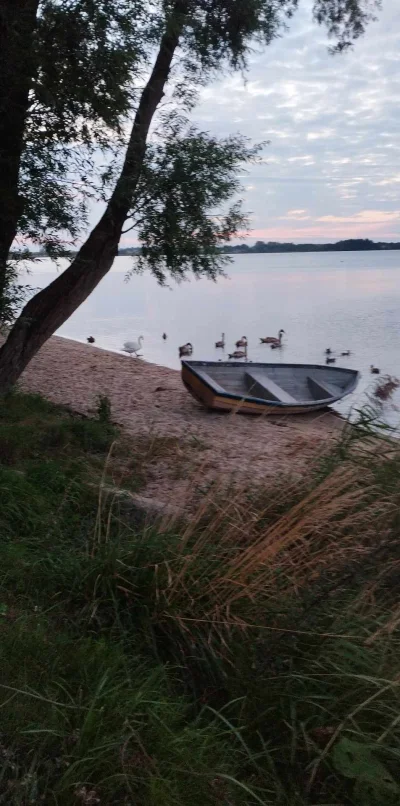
[{"left": 181, "top": 361, "right": 359, "bottom": 415}]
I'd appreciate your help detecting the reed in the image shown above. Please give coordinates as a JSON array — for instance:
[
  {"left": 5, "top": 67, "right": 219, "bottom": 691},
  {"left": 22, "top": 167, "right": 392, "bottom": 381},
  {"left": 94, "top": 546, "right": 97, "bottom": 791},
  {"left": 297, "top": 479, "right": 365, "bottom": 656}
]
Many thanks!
[{"left": 0, "top": 390, "right": 400, "bottom": 803}]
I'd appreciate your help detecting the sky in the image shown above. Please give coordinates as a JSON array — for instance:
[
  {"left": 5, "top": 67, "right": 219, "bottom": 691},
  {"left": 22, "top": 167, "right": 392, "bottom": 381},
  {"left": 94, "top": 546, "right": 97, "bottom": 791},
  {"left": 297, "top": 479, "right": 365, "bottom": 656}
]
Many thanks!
[{"left": 183, "top": 0, "right": 400, "bottom": 244}]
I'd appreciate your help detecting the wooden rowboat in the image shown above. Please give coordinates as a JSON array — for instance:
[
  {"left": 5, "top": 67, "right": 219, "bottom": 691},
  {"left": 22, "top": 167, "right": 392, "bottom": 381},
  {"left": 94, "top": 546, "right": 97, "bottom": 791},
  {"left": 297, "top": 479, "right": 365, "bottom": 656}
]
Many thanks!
[{"left": 181, "top": 360, "right": 359, "bottom": 415}]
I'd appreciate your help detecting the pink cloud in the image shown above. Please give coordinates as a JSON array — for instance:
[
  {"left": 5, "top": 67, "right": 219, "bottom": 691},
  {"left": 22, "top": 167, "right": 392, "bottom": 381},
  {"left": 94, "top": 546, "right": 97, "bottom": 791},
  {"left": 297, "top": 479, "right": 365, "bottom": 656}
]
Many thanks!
[
  {"left": 241, "top": 221, "right": 400, "bottom": 242},
  {"left": 317, "top": 210, "right": 400, "bottom": 225},
  {"left": 120, "top": 209, "right": 400, "bottom": 248}
]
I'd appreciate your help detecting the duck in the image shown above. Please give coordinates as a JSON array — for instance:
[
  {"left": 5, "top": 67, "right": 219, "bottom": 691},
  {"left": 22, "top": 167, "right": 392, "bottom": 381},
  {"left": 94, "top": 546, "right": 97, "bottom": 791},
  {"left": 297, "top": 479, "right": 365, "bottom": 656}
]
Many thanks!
[
  {"left": 179, "top": 342, "right": 193, "bottom": 357},
  {"left": 370, "top": 365, "right": 380, "bottom": 374},
  {"left": 122, "top": 337, "right": 144, "bottom": 357},
  {"left": 228, "top": 349, "right": 247, "bottom": 359},
  {"left": 260, "top": 329, "right": 285, "bottom": 346},
  {"left": 326, "top": 356, "right": 336, "bottom": 364},
  {"left": 162, "top": 333, "right": 167, "bottom": 340},
  {"left": 235, "top": 336, "right": 248, "bottom": 348},
  {"left": 87, "top": 336, "right": 95, "bottom": 344},
  {"left": 215, "top": 333, "right": 225, "bottom": 348},
  {"left": 341, "top": 350, "right": 351, "bottom": 356},
  {"left": 325, "top": 348, "right": 332, "bottom": 355}
]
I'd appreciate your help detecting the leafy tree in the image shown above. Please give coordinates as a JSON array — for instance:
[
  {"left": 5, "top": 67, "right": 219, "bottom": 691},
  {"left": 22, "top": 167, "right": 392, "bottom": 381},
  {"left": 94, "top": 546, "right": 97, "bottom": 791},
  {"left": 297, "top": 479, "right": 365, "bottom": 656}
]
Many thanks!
[
  {"left": 0, "top": 0, "right": 381, "bottom": 391},
  {"left": 0, "top": 0, "right": 143, "bottom": 299},
  {"left": 128, "top": 127, "right": 261, "bottom": 283}
]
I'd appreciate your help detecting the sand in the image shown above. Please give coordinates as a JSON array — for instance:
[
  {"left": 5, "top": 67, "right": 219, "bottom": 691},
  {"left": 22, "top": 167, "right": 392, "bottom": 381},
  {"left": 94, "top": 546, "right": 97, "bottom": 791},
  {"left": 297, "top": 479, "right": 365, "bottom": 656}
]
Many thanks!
[{"left": 18, "top": 336, "right": 343, "bottom": 503}]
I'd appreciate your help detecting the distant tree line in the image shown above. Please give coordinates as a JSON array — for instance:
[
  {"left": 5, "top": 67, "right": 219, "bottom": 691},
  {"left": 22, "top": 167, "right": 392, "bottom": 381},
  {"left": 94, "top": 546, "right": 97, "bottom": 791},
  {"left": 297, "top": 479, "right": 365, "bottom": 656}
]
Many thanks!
[
  {"left": 220, "top": 239, "right": 400, "bottom": 254},
  {"left": 28, "top": 237, "right": 400, "bottom": 260}
]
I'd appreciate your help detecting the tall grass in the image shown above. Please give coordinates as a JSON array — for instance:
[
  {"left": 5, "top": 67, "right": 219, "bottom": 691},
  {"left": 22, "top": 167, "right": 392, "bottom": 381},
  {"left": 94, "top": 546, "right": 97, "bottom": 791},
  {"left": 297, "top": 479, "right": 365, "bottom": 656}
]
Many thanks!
[{"left": 0, "top": 390, "right": 400, "bottom": 803}]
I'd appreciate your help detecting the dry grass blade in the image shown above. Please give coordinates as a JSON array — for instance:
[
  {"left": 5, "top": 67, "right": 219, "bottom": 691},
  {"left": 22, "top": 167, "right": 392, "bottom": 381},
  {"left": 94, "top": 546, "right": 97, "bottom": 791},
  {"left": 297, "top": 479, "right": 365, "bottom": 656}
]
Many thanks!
[
  {"left": 217, "top": 468, "right": 370, "bottom": 600},
  {"left": 159, "top": 463, "right": 380, "bottom": 630}
]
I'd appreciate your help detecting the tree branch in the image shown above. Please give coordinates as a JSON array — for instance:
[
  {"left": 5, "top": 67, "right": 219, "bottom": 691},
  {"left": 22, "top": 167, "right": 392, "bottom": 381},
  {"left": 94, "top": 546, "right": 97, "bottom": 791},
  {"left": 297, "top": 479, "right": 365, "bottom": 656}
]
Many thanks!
[{"left": 0, "top": 0, "right": 189, "bottom": 390}]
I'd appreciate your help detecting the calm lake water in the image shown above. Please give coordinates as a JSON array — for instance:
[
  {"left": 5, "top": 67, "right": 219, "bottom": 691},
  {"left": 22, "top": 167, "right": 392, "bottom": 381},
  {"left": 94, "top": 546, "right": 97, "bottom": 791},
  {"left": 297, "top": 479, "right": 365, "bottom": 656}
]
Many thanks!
[{"left": 23, "top": 251, "right": 400, "bottom": 423}]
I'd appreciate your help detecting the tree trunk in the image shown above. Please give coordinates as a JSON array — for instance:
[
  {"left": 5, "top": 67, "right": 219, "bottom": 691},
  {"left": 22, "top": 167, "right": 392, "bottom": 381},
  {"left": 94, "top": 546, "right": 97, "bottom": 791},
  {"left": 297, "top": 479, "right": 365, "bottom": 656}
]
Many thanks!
[
  {"left": 0, "top": 0, "right": 40, "bottom": 291},
  {"left": 0, "top": 3, "right": 186, "bottom": 392}
]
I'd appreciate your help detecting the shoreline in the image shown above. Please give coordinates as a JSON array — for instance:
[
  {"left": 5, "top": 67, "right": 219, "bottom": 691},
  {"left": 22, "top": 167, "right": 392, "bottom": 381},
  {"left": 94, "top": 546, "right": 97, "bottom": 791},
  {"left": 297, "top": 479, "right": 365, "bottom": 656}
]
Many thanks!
[{"left": 17, "top": 334, "right": 344, "bottom": 503}]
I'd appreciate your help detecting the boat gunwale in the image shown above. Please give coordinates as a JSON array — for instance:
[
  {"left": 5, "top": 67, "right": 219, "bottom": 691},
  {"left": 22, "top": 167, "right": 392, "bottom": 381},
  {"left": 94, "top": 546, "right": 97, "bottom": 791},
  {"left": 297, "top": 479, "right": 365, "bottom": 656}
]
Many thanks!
[{"left": 181, "top": 360, "right": 360, "bottom": 409}]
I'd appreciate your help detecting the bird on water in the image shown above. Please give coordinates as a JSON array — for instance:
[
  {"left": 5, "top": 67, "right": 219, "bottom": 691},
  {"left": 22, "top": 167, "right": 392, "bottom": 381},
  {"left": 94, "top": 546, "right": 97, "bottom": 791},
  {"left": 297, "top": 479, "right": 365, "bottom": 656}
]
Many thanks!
[
  {"left": 179, "top": 343, "right": 193, "bottom": 357},
  {"left": 228, "top": 349, "right": 247, "bottom": 359},
  {"left": 260, "top": 329, "right": 285, "bottom": 346}
]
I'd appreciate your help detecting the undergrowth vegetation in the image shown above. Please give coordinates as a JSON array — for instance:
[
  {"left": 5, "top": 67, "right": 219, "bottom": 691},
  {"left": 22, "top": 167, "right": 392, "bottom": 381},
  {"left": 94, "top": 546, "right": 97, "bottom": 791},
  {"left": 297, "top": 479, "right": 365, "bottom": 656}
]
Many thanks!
[{"left": 0, "top": 391, "right": 399, "bottom": 804}]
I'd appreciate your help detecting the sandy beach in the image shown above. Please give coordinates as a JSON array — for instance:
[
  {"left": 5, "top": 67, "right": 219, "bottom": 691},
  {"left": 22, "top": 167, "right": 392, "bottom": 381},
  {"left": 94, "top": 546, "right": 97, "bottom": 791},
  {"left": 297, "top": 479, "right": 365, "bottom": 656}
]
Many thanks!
[{"left": 18, "top": 336, "right": 343, "bottom": 503}]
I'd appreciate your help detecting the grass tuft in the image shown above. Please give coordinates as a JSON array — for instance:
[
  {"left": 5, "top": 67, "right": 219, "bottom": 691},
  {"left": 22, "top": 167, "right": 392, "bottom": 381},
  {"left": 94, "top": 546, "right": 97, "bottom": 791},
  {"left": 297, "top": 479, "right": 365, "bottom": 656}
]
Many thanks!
[{"left": 0, "top": 391, "right": 400, "bottom": 803}]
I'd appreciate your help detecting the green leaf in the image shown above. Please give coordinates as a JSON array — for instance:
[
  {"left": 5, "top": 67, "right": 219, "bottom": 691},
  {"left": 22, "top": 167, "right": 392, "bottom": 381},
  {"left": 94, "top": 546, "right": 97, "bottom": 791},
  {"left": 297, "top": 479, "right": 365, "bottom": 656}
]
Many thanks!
[
  {"left": 354, "top": 780, "right": 399, "bottom": 806},
  {"left": 332, "top": 737, "right": 399, "bottom": 793}
]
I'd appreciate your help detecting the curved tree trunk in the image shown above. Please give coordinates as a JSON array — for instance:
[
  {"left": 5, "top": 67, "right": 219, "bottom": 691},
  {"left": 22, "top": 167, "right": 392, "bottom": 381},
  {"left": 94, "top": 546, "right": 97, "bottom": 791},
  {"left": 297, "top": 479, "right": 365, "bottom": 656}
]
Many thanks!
[
  {"left": 0, "top": 0, "right": 40, "bottom": 300},
  {"left": 0, "top": 4, "right": 186, "bottom": 393}
]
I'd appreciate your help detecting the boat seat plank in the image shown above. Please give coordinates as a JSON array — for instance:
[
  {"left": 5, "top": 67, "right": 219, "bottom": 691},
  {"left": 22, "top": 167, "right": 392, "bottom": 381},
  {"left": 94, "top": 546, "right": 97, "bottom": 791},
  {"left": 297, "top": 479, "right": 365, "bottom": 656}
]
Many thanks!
[
  {"left": 307, "top": 375, "right": 341, "bottom": 401},
  {"left": 195, "top": 369, "right": 226, "bottom": 394},
  {"left": 245, "top": 371, "right": 297, "bottom": 404}
]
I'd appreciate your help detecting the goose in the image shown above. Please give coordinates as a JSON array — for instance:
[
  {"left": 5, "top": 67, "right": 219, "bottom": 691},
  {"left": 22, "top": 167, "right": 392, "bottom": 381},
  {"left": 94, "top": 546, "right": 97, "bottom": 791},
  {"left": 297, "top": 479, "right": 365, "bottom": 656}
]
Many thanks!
[
  {"left": 123, "top": 337, "right": 144, "bottom": 357},
  {"left": 162, "top": 333, "right": 167, "bottom": 340},
  {"left": 326, "top": 356, "right": 336, "bottom": 364},
  {"left": 235, "top": 336, "right": 247, "bottom": 348},
  {"left": 260, "top": 329, "right": 285, "bottom": 346},
  {"left": 341, "top": 350, "right": 351, "bottom": 356},
  {"left": 179, "top": 342, "right": 193, "bottom": 357},
  {"left": 215, "top": 333, "right": 225, "bottom": 348},
  {"left": 87, "top": 336, "right": 95, "bottom": 344},
  {"left": 370, "top": 365, "right": 380, "bottom": 374},
  {"left": 228, "top": 349, "right": 247, "bottom": 359}
]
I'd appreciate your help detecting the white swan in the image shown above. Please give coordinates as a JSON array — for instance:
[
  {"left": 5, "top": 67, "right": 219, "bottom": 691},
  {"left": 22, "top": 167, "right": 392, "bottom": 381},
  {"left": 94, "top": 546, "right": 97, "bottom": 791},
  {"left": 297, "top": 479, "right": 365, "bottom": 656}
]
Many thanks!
[{"left": 123, "top": 337, "right": 144, "bottom": 356}]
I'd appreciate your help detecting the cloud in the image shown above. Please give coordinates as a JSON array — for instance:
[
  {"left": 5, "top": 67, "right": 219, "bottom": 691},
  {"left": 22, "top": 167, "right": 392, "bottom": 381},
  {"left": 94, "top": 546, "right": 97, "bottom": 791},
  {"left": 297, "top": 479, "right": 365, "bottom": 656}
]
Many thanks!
[
  {"left": 318, "top": 211, "right": 400, "bottom": 225},
  {"left": 306, "top": 129, "right": 334, "bottom": 140},
  {"left": 287, "top": 155, "right": 314, "bottom": 163},
  {"left": 193, "top": 0, "right": 400, "bottom": 242},
  {"left": 375, "top": 174, "right": 400, "bottom": 186},
  {"left": 284, "top": 209, "right": 311, "bottom": 220}
]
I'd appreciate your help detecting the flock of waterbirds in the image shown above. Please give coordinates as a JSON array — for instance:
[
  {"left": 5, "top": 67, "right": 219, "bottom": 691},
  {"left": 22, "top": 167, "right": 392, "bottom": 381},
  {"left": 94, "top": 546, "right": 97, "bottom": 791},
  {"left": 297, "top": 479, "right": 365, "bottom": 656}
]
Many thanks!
[
  {"left": 85, "top": 333, "right": 381, "bottom": 374},
  {"left": 86, "top": 331, "right": 286, "bottom": 360},
  {"left": 324, "top": 346, "right": 380, "bottom": 374}
]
